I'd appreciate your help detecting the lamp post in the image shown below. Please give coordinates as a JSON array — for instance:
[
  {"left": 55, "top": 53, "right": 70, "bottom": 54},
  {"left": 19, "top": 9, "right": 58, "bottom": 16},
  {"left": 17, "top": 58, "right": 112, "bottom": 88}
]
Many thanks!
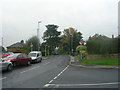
[
  {"left": 48, "top": 46, "right": 50, "bottom": 56},
  {"left": 37, "top": 21, "right": 41, "bottom": 51},
  {"left": 69, "top": 28, "right": 73, "bottom": 55},
  {"left": 30, "top": 43, "right": 33, "bottom": 51},
  {"left": 45, "top": 45, "right": 47, "bottom": 57}
]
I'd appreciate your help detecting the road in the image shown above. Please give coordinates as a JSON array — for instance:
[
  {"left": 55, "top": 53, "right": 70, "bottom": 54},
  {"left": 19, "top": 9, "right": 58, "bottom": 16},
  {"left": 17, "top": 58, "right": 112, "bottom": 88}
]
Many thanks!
[{"left": 1, "top": 55, "right": 119, "bottom": 89}]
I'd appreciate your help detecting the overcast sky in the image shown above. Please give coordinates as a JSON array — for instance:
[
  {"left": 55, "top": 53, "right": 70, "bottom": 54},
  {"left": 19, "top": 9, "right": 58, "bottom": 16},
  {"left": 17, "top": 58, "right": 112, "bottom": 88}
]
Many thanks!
[{"left": 1, "top": 0, "right": 119, "bottom": 48}]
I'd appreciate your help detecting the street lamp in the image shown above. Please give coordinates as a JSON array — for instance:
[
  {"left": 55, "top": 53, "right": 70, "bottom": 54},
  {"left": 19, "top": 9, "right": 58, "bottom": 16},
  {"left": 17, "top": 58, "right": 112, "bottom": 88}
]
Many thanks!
[
  {"left": 48, "top": 46, "right": 50, "bottom": 56},
  {"left": 30, "top": 43, "right": 33, "bottom": 51},
  {"left": 69, "top": 28, "right": 73, "bottom": 55},
  {"left": 45, "top": 45, "right": 47, "bottom": 57},
  {"left": 37, "top": 21, "right": 42, "bottom": 51}
]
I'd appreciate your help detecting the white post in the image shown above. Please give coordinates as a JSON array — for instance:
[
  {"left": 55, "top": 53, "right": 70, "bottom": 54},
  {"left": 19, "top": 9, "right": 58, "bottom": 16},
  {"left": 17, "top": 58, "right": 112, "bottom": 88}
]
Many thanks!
[{"left": 37, "top": 21, "right": 41, "bottom": 51}]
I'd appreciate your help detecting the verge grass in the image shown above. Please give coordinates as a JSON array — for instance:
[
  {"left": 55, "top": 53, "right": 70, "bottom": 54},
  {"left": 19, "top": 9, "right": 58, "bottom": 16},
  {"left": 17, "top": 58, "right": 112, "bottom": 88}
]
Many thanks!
[{"left": 80, "top": 58, "right": 120, "bottom": 65}]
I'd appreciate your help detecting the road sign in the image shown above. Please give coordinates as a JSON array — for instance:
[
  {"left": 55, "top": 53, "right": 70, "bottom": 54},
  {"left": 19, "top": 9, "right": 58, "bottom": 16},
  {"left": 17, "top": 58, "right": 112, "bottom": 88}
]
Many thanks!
[
  {"left": 79, "top": 40, "right": 85, "bottom": 45},
  {"left": 30, "top": 43, "right": 33, "bottom": 48}
]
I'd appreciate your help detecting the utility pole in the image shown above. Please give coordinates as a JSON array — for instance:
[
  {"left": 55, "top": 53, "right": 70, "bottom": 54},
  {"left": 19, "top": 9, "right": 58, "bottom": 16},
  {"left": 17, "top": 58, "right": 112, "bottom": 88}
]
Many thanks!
[
  {"left": 69, "top": 28, "right": 73, "bottom": 55},
  {"left": 45, "top": 45, "right": 47, "bottom": 57},
  {"left": 37, "top": 21, "right": 41, "bottom": 51}
]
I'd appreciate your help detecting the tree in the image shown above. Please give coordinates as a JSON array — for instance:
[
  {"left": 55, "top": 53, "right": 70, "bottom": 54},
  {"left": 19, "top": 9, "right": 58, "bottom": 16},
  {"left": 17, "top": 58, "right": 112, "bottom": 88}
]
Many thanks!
[
  {"left": 43, "top": 24, "right": 61, "bottom": 54},
  {"left": 59, "top": 27, "right": 83, "bottom": 54},
  {"left": 21, "top": 36, "right": 39, "bottom": 54},
  {"left": 0, "top": 46, "right": 6, "bottom": 53}
]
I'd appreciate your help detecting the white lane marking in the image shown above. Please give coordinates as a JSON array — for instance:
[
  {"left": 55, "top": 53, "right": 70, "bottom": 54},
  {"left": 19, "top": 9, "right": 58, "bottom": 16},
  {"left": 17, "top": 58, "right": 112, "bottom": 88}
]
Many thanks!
[
  {"left": 0, "top": 77, "right": 7, "bottom": 80},
  {"left": 47, "top": 65, "right": 69, "bottom": 84},
  {"left": 54, "top": 76, "right": 57, "bottom": 80},
  {"left": 20, "top": 66, "right": 40, "bottom": 73},
  {"left": 43, "top": 62, "right": 50, "bottom": 65},
  {"left": 49, "top": 80, "right": 54, "bottom": 83},
  {"left": 44, "top": 82, "right": 120, "bottom": 87}
]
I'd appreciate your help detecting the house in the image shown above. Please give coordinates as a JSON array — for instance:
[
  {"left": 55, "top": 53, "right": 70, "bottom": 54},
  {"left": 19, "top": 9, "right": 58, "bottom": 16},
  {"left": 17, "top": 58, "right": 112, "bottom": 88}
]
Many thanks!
[{"left": 7, "top": 40, "right": 24, "bottom": 52}]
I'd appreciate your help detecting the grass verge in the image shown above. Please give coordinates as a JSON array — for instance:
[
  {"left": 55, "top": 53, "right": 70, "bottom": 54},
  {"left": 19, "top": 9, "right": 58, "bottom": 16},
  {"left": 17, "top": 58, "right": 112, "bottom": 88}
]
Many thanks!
[{"left": 80, "top": 58, "right": 120, "bottom": 65}]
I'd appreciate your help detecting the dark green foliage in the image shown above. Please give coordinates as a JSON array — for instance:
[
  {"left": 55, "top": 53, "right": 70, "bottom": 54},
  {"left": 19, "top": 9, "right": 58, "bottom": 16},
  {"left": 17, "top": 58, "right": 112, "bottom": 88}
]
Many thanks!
[
  {"left": 43, "top": 24, "right": 61, "bottom": 54},
  {"left": 80, "top": 58, "right": 119, "bottom": 65},
  {"left": 59, "top": 28, "right": 83, "bottom": 54},
  {"left": 87, "top": 34, "right": 119, "bottom": 54}
]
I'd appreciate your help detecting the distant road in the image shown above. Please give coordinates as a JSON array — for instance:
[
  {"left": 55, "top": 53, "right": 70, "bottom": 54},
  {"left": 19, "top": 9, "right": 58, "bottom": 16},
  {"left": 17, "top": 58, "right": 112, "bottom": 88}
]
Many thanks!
[{"left": 2, "top": 55, "right": 119, "bottom": 89}]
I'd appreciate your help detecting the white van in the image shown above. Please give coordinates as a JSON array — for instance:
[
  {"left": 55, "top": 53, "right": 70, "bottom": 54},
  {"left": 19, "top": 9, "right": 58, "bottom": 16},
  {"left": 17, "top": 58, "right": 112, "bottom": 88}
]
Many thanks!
[{"left": 28, "top": 51, "right": 42, "bottom": 63}]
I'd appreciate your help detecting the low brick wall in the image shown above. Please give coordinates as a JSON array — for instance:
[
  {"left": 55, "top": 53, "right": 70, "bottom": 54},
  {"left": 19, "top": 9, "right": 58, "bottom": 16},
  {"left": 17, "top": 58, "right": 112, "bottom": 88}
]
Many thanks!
[{"left": 86, "top": 54, "right": 119, "bottom": 59}]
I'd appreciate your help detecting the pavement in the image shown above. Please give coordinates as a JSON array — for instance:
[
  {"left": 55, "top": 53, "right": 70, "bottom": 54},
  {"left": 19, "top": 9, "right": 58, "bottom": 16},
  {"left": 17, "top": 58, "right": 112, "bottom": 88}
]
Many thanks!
[
  {"left": 69, "top": 55, "right": 120, "bottom": 69},
  {"left": 42, "top": 56, "right": 48, "bottom": 60}
]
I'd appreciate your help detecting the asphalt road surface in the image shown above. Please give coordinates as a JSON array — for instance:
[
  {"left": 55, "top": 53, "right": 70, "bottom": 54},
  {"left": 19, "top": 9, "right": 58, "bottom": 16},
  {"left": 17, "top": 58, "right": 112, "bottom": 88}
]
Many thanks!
[{"left": 1, "top": 55, "right": 119, "bottom": 89}]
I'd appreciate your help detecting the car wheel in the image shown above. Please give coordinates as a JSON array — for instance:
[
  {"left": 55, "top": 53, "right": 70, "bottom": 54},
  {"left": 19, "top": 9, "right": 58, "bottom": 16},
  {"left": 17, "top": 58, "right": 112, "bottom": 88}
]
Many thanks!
[
  {"left": 13, "top": 62, "right": 17, "bottom": 67},
  {"left": 40, "top": 58, "right": 42, "bottom": 62},
  {"left": 27, "top": 61, "right": 31, "bottom": 66},
  {"left": 38, "top": 58, "right": 40, "bottom": 63},
  {"left": 7, "top": 64, "right": 13, "bottom": 71},
  {"left": 34, "top": 59, "right": 37, "bottom": 63}
]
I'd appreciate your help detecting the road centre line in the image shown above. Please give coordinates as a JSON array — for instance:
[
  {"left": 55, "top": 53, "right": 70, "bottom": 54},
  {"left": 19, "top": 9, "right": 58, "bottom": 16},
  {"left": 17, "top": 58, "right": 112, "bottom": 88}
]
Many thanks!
[
  {"left": 0, "top": 77, "right": 7, "bottom": 80},
  {"left": 49, "top": 80, "right": 54, "bottom": 84},
  {"left": 53, "top": 76, "right": 57, "bottom": 80},
  {"left": 44, "top": 82, "right": 120, "bottom": 87},
  {"left": 20, "top": 66, "right": 40, "bottom": 74},
  {"left": 48, "top": 65, "right": 69, "bottom": 84}
]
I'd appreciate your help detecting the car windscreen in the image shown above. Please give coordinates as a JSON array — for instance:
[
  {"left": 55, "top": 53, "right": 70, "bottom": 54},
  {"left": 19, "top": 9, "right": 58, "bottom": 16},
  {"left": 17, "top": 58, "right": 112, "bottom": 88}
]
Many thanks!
[
  {"left": 7, "top": 54, "right": 18, "bottom": 59},
  {"left": 28, "top": 53, "right": 36, "bottom": 57}
]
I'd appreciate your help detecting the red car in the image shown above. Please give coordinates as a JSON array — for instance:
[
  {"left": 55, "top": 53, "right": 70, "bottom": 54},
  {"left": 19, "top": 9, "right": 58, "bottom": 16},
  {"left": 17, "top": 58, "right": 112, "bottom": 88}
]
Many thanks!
[
  {"left": 3, "top": 54, "right": 32, "bottom": 67},
  {"left": 2, "top": 53, "right": 10, "bottom": 58}
]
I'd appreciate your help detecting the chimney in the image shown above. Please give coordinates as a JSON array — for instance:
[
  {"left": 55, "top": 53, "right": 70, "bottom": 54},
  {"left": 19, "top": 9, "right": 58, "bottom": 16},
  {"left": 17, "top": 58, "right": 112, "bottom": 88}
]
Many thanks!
[
  {"left": 112, "top": 35, "right": 114, "bottom": 38},
  {"left": 20, "top": 40, "right": 24, "bottom": 44}
]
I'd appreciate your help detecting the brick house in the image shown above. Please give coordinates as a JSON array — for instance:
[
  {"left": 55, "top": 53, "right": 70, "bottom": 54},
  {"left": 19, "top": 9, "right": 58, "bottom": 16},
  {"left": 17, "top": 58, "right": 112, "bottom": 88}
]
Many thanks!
[{"left": 7, "top": 40, "right": 24, "bottom": 52}]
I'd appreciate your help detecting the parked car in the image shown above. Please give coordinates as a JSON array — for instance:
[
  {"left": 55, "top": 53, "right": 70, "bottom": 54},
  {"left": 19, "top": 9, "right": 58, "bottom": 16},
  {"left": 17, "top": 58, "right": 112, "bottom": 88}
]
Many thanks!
[
  {"left": 2, "top": 52, "right": 14, "bottom": 58},
  {"left": 0, "top": 58, "right": 13, "bottom": 71},
  {"left": 28, "top": 51, "right": 42, "bottom": 63},
  {"left": 2, "top": 53, "right": 10, "bottom": 58},
  {"left": 2, "top": 54, "right": 32, "bottom": 67}
]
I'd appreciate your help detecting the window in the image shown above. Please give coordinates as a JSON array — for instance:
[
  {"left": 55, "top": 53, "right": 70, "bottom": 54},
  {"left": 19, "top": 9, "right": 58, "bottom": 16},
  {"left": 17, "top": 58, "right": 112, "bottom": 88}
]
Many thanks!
[
  {"left": 37, "top": 54, "right": 39, "bottom": 57},
  {"left": 17, "top": 55, "right": 23, "bottom": 59}
]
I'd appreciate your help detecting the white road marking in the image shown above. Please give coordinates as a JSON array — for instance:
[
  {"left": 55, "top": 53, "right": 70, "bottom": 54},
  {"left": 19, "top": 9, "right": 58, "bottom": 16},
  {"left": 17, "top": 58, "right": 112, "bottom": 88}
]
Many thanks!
[
  {"left": 54, "top": 76, "right": 57, "bottom": 80},
  {"left": 44, "top": 82, "right": 120, "bottom": 87},
  {"left": 47, "top": 65, "right": 69, "bottom": 84},
  {"left": 43, "top": 62, "right": 50, "bottom": 65},
  {"left": 0, "top": 77, "right": 7, "bottom": 80},
  {"left": 49, "top": 80, "right": 53, "bottom": 83},
  {"left": 20, "top": 66, "right": 40, "bottom": 73}
]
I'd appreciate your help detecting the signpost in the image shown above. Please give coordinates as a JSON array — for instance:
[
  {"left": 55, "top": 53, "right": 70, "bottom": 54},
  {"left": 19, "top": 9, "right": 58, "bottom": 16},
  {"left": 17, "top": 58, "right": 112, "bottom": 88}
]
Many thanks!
[
  {"left": 30, "top": 43, "right": 33, "bottom": 51},
  {"left": 79, "top": 39, "right": 87, "bottom": 60}
]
